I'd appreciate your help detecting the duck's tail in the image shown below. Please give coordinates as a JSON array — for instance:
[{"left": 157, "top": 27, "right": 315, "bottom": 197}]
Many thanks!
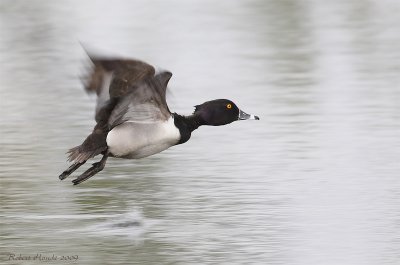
[
  {"left": 59, "top": 123, "right": 108, "bottom": 181},
  {"left": 67, "top": 129, "right": 108, "bottom": 164},
  {"left": 60, "top": 142, "right": 108, "bottom": 183},
  {"left": 67, "top": 144, "right": 102, "bottom": 164}
]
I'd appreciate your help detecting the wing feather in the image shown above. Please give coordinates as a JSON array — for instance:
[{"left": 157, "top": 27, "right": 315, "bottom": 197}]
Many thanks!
[
  {"left": 83, "top": 56, "right": 156, "bottom": 121},
  {"left": 68, "top": 51, "right": 172, "bottom": 163},
  {"left": 108, "top": 71, "right": 173, "bottom": 129}
]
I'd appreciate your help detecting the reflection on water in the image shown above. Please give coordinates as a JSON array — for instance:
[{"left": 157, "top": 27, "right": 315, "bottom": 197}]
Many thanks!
[{"left": 1, "top": 0, "right": 399, "bottom": 264}]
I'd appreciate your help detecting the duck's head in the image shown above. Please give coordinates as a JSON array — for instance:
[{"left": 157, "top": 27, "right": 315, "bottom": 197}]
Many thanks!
[{"left": 193, "top": 99, "right": 259, "bottom": 126}]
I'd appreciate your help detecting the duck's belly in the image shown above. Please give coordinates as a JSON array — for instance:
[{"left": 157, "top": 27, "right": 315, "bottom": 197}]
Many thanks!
[{"left": 106, "top": 118, "right": 181, "bottom": 159}]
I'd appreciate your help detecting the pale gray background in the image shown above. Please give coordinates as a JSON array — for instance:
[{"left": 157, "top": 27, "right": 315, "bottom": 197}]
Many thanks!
[{"left": 1, "top": 0, "right": 399, "bottom": 264}]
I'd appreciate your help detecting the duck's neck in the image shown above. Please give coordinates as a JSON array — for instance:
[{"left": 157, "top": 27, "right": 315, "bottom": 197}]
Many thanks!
[{"left": 173, "top": 113, "right": 204, "bottom": 144}]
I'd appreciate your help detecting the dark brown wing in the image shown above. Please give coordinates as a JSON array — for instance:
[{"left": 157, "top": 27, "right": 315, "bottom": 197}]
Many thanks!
[
  {"left": 108, "top": 71, "right": 173, "bottom": 129},
  {"left": 84, "top": 56, "right": 156, "bottom": 122},
  {"left": 85, "top": 57, "right": 156, "bottom": 96},
  {"left": 68, "top": 55, "right": 157, "bottom": 163}
]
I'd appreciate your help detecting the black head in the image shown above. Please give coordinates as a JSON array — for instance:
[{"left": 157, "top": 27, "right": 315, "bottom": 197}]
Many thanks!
[{"left": 193, "top": 99, "right": 259, "bottom": 126}]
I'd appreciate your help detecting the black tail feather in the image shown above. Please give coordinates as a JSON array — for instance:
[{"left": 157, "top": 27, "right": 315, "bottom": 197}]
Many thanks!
[{"left": 67, "top": 145, "right": 98, "bottom": 163}]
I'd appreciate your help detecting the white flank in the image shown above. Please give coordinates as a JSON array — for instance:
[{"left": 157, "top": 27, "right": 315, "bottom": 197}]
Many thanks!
[{"left": 106, "top": 116, "right": 180, "bottom": 159}]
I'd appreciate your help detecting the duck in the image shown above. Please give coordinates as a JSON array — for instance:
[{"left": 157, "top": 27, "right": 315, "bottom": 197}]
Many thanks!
[{"left": 59, "top": 53, "right": 259, "bottom": 185}]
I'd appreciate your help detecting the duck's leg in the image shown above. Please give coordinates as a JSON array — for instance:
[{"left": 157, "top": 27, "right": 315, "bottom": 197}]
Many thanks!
[
  {"left": 59, "top": 162, "right": 85, "bottom": 180},
  {"left": 72, "top": 152, "right": 109, "bottom": 185}
]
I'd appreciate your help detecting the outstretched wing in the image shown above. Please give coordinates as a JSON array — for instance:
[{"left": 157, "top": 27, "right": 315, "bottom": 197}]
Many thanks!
[
  {"left": 83, "top": 55, "right": 156, "bottom": 122},
  {"left": 67, "top": 52, "right": 172, "bottom": 164},
  {"left": 108, "top": 71, "right": 173, "bottom": 129}
]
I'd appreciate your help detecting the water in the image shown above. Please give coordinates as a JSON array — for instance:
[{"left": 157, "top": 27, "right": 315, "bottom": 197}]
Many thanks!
[{"left": 1, "top": 0, "right": 399, "bottom": 264}]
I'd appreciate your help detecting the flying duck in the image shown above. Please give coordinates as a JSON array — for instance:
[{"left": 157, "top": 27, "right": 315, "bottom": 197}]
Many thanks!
[{"left": 59, "top": 54, "right": 259, "bottom": 185}]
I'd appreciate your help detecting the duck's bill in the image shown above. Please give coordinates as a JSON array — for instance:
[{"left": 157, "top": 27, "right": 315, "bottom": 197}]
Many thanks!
[{"left": 238, "top": 109, "right": 260, "bottom": 120}]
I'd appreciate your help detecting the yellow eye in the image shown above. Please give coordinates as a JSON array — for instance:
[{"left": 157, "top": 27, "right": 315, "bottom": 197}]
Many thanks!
[{"left": 227, "top": 104, "right": 232, "bottom": 109}]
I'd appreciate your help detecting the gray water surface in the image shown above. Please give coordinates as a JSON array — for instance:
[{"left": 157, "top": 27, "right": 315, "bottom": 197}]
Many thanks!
[{"left": 1, "top": 0, "right": 400, "bottom": 264}]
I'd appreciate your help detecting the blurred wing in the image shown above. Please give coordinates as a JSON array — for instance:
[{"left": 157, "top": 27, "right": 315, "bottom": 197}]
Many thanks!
[
  {"left": 83, "top": 56, "right": 156, "bottom": 122},
  {"left": 108, "top": 71, "right": 173, "bottom": 129},
  {"left": 85, "top": 57, "right": 156, "bottom": 96}
]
